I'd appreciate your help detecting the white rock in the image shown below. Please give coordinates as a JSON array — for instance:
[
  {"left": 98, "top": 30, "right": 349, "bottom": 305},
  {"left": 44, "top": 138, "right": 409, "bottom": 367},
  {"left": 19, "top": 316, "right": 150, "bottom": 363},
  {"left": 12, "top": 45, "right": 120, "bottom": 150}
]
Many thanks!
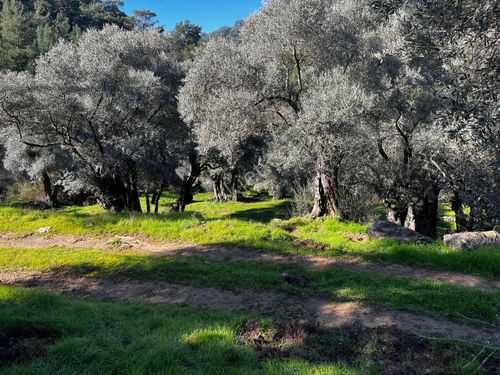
[
  {"left": 36, "top": 226, "right": 52, "bottom": 234},
  {"left": 444, "top": 231, "right": 499, "bottom": 251}
]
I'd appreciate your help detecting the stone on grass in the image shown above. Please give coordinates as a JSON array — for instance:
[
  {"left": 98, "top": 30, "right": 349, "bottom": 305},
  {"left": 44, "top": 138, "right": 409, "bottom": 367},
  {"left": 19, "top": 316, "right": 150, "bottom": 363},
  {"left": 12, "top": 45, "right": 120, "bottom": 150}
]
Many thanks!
[
  {"left": 366, "top": 221, "right": 432, "bottom": 243},
  {"left": 444, "top": 231, "right": 499, "bottom": 251},
  {"left": 36, "top": 226, "right": 52, "bottom": 234}
]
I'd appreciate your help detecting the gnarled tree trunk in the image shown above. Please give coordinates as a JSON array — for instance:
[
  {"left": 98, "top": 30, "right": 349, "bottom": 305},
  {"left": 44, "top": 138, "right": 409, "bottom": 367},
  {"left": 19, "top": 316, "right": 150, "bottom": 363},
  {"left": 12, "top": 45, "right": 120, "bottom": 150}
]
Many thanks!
[
  {"left": 405, "top": 187, "right": 441, "bottom": 238},
  {"left": 124, "top": 170, "right": 142, "bottom": 213},
  {"left": 42, "top": 172, "right": 60, "bottom": 208},
  {"left": 385, "top": 199, "right": 408, "bottom": 226},
  {"left": 213, "top": 172, "right": 227, "bottom": 202},
  {"left": 94, "top": 172, "right": 141, "bottom": 213},
  {"left": 228, "top": 169, "right": 243, "bottom": 202},
  {"left": 311, "top": 160, "right": 340, "bottom": 218}
]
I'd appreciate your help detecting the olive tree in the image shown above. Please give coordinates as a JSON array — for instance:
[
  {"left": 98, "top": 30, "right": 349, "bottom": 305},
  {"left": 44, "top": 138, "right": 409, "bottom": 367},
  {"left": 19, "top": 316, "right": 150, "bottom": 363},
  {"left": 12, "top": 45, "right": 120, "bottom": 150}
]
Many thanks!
[
  {"left": 178, "top": 37, "right": 267, "bottom": 202},
  {"left": 0, "top": 26, "right": 185, "bottom": 212}
]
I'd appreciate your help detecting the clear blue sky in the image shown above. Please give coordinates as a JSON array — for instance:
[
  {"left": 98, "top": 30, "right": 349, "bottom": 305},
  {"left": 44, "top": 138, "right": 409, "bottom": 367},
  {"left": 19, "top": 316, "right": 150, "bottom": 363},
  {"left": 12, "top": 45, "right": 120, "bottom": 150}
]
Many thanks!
[{"left": 122, "top": 0, "right": 263, "bottom": 33}]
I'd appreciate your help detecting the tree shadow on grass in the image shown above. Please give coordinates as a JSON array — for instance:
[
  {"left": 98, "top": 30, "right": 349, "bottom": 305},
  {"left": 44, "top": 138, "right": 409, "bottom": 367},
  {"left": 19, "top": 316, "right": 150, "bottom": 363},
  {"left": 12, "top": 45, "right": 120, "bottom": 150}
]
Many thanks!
[
  {"left": 226, "top": 201, "right": 293, "bottom": 223},
  {"left": 2, "top": 267, "right": 496, "bottom": 374}
]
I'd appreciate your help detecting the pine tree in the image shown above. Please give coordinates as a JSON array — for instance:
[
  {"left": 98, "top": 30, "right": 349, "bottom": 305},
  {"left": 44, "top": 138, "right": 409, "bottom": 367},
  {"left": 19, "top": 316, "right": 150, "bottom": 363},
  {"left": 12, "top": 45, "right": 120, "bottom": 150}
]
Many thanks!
[
  {"left": 34, "top": 0, "right": 56, "bottom": 55},
  {"left": 0, "top": 0, "right": 33, "bottom": 71}
]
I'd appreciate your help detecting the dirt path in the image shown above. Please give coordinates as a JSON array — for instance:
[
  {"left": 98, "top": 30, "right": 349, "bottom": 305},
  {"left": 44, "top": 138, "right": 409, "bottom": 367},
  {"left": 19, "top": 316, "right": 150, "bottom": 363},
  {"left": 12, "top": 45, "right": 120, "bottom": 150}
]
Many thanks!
[
  {"left": 1, "top": 233, "right": 498, "bottom": 292},
  {"left": 1, "top": 270, "right": 499, "bottom": 348}
]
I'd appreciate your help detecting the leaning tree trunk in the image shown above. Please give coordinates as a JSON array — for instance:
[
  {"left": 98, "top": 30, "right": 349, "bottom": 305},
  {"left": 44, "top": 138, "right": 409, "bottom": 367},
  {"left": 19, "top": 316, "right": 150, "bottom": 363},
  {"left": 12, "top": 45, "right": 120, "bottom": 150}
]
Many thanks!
[
  {"left": 405, "top": 187, "right": 441, "bottom": 238},
  {"left": 311, "top": 161, "right": 340, "bottom": 218},
  {"left": 172, "top": 154, "right": 202, "bottom": 212}
]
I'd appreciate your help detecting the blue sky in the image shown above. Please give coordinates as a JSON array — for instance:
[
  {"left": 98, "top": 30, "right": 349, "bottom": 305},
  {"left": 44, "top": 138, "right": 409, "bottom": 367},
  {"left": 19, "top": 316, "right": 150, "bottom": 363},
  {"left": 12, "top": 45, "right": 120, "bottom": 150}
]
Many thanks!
[{"left": 122, "top": 0, "right": 263, "bottom": 33}]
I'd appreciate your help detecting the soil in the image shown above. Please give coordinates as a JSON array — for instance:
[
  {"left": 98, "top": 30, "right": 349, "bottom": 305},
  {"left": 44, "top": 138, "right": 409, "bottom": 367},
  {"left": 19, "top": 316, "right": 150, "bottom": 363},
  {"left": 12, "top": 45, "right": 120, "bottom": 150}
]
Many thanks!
[
  {"left": 1, "top": 270, "right": 499, "bottom": 348},
  {"left": 238, "top": 319, "right": 500, "bottom": 374},
  {"left": 1, "top": 233, "right": 498, "bottom": 292},
  {"left": 0, "top": 325, "right": 60, "bottom": 366}
]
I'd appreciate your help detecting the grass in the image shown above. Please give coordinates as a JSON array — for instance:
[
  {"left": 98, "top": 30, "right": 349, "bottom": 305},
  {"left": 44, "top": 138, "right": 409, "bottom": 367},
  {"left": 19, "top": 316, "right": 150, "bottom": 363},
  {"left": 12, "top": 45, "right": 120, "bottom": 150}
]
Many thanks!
[
  {"left": 1, "top": 246, "right": 499, "bottom": 325},
  {"left": 0, "top": 285, "right": 358, "bottom": 374},
  {"left": 0, "top": 194, "right": 498, "bottom": 278},
  {"left": 1, "top": 196, "right": 498, "bottom": 373}
]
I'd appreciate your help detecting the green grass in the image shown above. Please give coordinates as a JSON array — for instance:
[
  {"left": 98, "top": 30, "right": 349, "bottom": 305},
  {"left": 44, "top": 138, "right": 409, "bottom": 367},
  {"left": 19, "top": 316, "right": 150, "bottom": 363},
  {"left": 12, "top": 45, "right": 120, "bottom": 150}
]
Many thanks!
[
  {"left": 1, "top": 247, "right": 498, "bottom": 325},
  {"left": 0, "top": 285, "right": 358, "bottom": 374},
  {"left": 288, "top": 217, "right": 500, "bottom": 279},
  {"left": 1, "top": 198, "right": 499, "bottom": 278},
  {"left": 1, "top": 197, "right": 498, "bottom": 373},
  {"left": 1, "top": 195, "right": 498, "bottom": 278}
]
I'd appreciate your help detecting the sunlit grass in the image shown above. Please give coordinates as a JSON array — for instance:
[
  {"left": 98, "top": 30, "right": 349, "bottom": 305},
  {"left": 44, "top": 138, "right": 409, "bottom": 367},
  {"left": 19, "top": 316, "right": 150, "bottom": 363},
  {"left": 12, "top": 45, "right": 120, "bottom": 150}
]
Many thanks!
[
  {"left": 1, "top": 246, "right": 498, "bottom": 324},
  {"left": 0, "top": 285, "right": 359, "bottom": 374},
  {"left": 0, "top": 194, "right": 498, "bottom": 278}
]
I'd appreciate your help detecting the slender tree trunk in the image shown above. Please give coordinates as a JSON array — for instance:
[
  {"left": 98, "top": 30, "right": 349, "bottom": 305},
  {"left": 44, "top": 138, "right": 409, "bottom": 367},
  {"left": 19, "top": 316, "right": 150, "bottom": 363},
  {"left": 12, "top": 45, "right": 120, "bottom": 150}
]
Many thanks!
[
  {"left": 405, "top": 187, "right": 441, "bottom": 238},
  {"left": 311, "top": 160, "right": 340, "bottom": 218},
  {"left": 153, "top": 181, "right": 164, "bottom": 214},
  {"left": 145, "top": 191, "right": 151, "bottom": 214},
  {"left": 172, "top": 154, "right": 202, "bottom": 212},
  {"left": 451, "top": 191, "right": 468, "bottom": 232}
]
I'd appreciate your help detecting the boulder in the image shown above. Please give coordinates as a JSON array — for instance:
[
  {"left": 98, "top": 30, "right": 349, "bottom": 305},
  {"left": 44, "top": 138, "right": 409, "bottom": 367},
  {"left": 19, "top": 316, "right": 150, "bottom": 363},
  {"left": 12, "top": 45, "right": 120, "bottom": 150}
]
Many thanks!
[
  {"left": 366, "top": 220, "right": 432, "bottom": 243},
  {"left": 444, "top": 231, "right": 499, "bottom": 251}
]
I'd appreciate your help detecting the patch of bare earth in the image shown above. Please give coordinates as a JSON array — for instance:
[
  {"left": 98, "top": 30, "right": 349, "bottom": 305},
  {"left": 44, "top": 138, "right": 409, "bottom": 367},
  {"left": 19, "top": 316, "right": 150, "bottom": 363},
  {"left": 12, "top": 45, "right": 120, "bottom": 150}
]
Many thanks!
[
  {"left": 238, "top": 319, "right": 500, "bottom": 375},
  {"left": 1, "top": 233, "right": 498, "bottom": 292},
  {"left": 0, "top": 270, "right": 498, "bottom": 349}
]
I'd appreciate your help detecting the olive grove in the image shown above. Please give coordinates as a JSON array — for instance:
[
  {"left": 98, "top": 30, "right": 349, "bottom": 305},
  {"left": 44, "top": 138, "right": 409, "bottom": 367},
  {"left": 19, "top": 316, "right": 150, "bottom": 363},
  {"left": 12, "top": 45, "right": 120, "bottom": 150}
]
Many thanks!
[{"left": 0, "top": 0, "right": 497, "bottom": 237}]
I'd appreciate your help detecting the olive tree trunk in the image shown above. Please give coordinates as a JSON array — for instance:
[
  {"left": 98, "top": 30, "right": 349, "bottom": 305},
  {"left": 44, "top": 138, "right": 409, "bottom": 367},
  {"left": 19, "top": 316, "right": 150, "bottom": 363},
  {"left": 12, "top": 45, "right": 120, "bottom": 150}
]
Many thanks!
[
  {"left": 42, "top": 172, "right": 61, "bottom": 208},
  {"left": 311, "top": 161, "right": 340, "bottom": 218},
  {"left": 94, "top": 173, "right": 142, "bottom": 213},
  {"left": 405, "top": 187, "right": 441, "bottom": 238},
  {"left": 385, "top": 198, "right": 408, "bottom": 226},
  {"left": 213, "top": 173, "right": 228, "bottom": 202},
  {"left": 451, "top": 191, "right": 469, "bottom": 232},
  {"left": 172, "top": 155, "right": 202, "bottom": 212}
]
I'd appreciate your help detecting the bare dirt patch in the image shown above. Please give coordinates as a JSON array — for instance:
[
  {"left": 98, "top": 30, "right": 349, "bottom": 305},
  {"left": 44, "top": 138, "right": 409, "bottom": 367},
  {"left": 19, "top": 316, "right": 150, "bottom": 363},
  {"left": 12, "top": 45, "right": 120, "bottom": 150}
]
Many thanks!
[
  {"left": 0, "top": 270, "right": 499, "bottom": 348},
  {"left": 0, "top": 325, "right": 60, "bottom": 366},
  {"left": 238, "top": 319, "right": 500, "bottom": 374},
  {"left": 1, "top": 233, "right": 498, "bottom": 292}
]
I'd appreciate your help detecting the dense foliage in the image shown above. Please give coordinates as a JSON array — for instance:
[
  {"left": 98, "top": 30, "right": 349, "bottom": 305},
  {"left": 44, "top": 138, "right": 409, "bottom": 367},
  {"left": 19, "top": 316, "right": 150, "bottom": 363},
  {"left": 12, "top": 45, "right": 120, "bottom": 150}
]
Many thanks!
[
  {"left": 0, "top": 0, "right": 497, "bottom": 237},
  {"left": 0, "top": 0, "right": 133, "bottom": 71}
]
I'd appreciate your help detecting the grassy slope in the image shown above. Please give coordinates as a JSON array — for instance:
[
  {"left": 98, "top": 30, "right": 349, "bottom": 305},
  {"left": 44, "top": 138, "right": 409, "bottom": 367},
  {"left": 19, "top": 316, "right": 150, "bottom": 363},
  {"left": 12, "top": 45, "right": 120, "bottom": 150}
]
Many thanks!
[
  {"left": 0, "top": 197, "right": 498, "bottom": 373},
  {"left": 0, "top": 195, "right": 498, "bottom": 278},
  {"left": 1, "top": 247, "right": 498, "bottom": 324},
  {"left": 0, "top": 286, "right": 355, "bottom": 374}
]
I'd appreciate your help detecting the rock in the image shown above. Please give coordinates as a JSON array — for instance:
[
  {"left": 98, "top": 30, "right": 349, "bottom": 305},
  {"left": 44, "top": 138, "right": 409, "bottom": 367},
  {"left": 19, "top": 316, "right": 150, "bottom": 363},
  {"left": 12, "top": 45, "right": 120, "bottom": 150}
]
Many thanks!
[
  {"left": 344, "top": 232, "right": 367, "bottom": 243},
  {"left": 36, "top": 226, "right": 52, "bottom": 234},
  {"left": 366, "top": 221, "right": 432, "bottom": 243},
  {"left": 106, "top": 237, "right": 134, "bottom": 250},
  {"left": 444, "top": 231, "right": 500, "bottom": 251}
]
